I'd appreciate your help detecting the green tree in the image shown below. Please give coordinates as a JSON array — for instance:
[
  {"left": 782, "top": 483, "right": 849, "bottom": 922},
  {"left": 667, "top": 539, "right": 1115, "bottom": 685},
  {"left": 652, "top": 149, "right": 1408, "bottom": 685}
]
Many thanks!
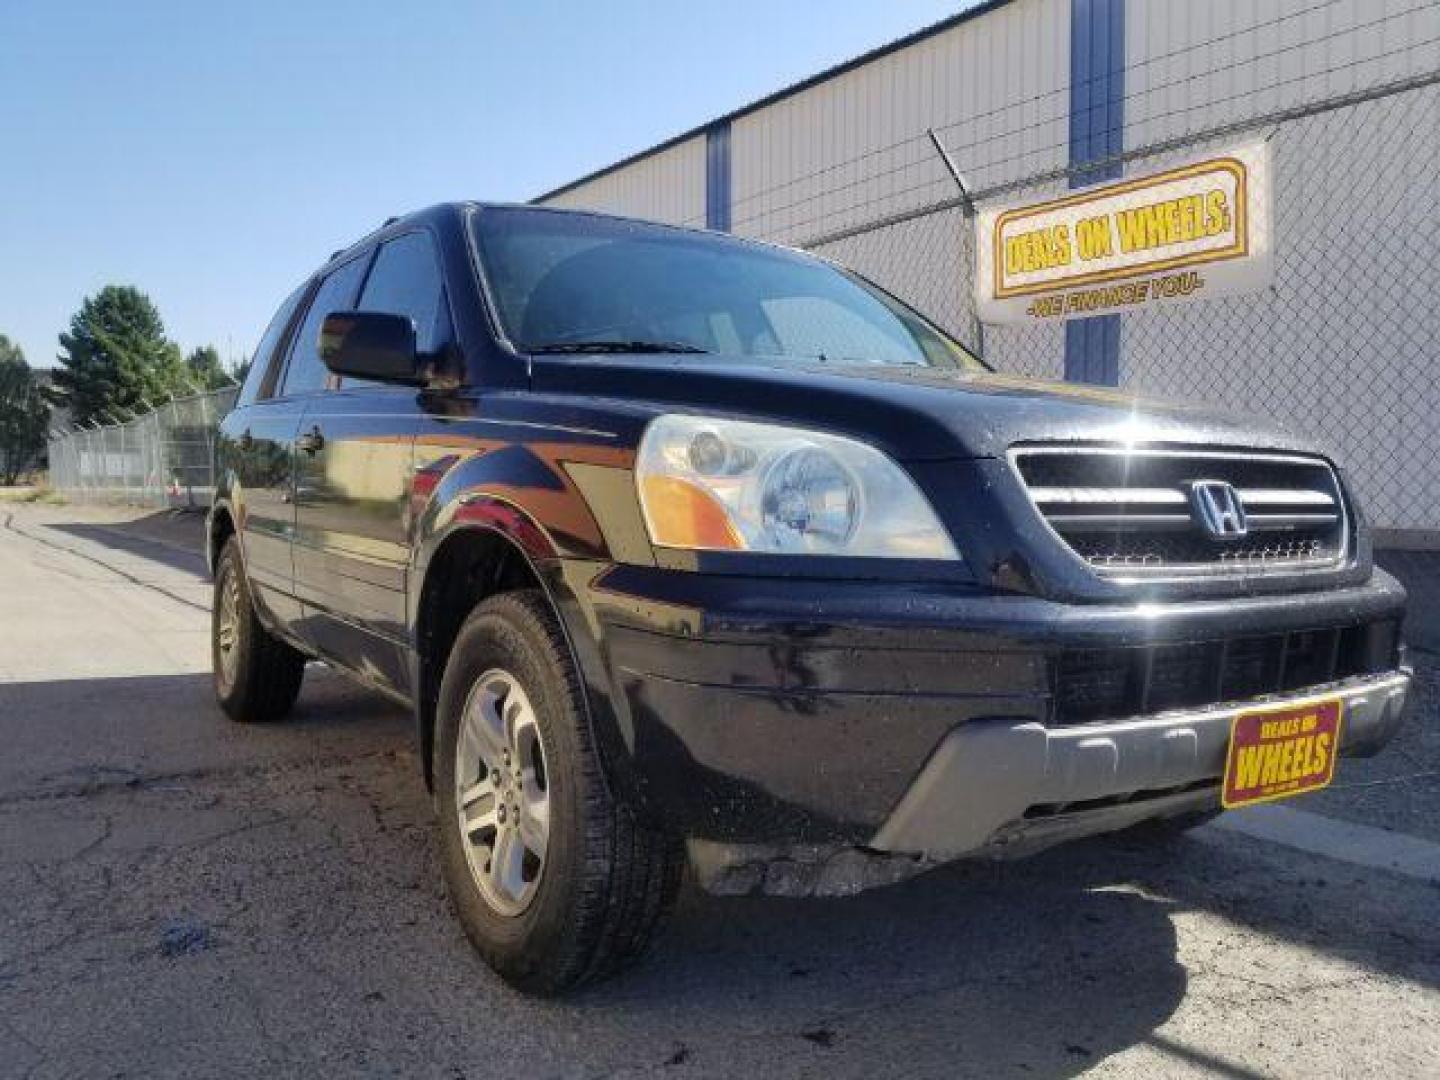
[
  {"left": 0, "top": 336, "right": 50, "bottom": 485},
  {"left": 49, "top": 286, "right": 189, "bottom": 425},
  {"left": 186, "top": 344, "right": 232, "bottom": 390}
]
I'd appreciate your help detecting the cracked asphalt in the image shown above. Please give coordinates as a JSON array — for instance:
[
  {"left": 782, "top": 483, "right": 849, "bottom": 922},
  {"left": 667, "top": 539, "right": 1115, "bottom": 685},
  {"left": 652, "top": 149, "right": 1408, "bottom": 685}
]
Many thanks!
[{"left": 1, "top": 504, "right": 1438, "bottom": 1079}]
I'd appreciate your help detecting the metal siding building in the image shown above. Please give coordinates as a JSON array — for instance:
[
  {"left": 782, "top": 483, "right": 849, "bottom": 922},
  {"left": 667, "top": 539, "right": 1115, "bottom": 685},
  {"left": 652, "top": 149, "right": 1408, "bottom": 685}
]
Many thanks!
[
  {"left": 536, "top": 0, "right": 1440, "bottom": 536},
  {"left": 542, "top": 134, "right": 708, "bottom": 227}
]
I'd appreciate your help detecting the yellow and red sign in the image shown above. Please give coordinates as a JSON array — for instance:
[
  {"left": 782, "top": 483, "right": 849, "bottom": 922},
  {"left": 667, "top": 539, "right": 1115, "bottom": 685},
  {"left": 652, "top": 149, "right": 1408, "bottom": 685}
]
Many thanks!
[
  {"left": 975, "top": 141, "right": 1273, "bottom": 325},
  {"left": 1221, "top": 696, "right": 1343, "bottom": 809}
]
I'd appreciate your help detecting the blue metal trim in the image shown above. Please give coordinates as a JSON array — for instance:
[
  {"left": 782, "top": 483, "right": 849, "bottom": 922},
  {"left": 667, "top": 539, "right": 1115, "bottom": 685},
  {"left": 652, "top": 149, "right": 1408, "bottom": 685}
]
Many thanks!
[
  {"left": 706, "top": 123, "right": 732, "bottom": 232},
  {"left": 1064, "top": 0, "right": 1125, "bottom": 386}
]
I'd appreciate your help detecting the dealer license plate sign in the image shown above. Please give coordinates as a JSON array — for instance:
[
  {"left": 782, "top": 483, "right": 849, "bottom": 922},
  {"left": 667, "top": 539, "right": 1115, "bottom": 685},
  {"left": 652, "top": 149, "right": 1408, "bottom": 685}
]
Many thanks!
[{"left": 1221, "top": 697, "right": 1343, "bottom": 809}]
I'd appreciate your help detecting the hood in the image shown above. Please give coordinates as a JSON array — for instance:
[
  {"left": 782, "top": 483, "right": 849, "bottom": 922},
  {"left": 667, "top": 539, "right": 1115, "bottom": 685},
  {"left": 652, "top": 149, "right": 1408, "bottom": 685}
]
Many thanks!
[{"left": 529, "top": 354, "right": 1327, "bottom": 462}]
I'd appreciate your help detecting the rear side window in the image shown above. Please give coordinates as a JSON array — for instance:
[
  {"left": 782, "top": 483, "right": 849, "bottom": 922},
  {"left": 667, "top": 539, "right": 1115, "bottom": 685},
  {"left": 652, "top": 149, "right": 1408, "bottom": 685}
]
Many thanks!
[
  {"left": 359, "top": 231, "right": 449, "bottom": 352},
  {"left": 280, "top": 255, "right": 370, "bottom": 397},
  {"left": 238, "top": 285, "right": 305, "bottom": 406}
]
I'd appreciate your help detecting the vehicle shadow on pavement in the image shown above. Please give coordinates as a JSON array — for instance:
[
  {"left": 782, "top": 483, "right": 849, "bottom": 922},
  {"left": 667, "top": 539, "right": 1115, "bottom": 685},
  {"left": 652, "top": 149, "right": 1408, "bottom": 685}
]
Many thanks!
[
  {"left": 579, "top": 858, "right": 1190, "bottom": 1077},
  {"left": 568, "top": 825, "right": 1438, "bottom": 1076},
  {"left": 599, "top": 814, "right": 1438, "bottom": 1060}
]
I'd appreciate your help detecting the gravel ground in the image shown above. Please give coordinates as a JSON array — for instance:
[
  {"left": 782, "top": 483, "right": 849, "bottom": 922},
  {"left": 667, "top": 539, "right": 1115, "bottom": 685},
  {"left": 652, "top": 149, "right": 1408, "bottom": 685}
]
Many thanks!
[{"left": 1, "top": 504, "right": 1436, "bottom": 1079}]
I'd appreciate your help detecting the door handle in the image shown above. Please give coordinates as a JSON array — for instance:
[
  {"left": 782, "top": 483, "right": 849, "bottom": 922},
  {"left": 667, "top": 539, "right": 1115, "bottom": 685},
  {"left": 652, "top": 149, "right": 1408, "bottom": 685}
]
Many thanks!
[
  {"left": 238, "top": 428, "right": 254, "bottom": 451},
  {"left": 296, "top": 426, "right": 325, "bottom": 455}
]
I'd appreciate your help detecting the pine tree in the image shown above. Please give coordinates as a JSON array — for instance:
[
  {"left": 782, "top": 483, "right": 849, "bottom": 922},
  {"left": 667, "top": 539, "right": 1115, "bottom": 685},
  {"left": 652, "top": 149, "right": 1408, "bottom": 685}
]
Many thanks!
[{"left": 49, "top": 286, "right": 189, "bottom": 424}]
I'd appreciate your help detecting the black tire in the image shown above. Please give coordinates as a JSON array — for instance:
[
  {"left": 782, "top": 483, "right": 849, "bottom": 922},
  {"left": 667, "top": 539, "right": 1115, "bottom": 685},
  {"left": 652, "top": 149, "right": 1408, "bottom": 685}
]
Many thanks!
[
  {"left": 212, "top": 537, "right": 306, "bottom": 723},
  {"left": 434, "top": 590, "right": 683, "bottom": 996}
]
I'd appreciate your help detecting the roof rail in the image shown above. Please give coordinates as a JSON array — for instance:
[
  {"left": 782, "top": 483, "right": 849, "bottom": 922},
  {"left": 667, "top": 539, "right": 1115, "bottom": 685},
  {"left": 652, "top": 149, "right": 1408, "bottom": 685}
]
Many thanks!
[{"left": 382, "top": 215, "right": 399, "bottom": 227}]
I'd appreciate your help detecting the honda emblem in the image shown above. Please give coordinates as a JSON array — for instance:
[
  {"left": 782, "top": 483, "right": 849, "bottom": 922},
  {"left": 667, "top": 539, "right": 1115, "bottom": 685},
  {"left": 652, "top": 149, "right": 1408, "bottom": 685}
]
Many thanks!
[{"left": 1187, "top": 480, "right": 1248, "bottom": 538}]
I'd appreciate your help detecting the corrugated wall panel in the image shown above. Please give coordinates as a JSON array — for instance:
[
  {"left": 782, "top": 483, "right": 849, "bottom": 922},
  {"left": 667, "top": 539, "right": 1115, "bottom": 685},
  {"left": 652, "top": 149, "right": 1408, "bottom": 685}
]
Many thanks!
[
  {"left": 729, "top": 0, "right": 1070, "bottom": 246},
  {"left": 1125, "top": 0, "right": 1440, "bottom": 147},
  {"left": 539, "top": 134, "right": 707, "bottom": 226}
]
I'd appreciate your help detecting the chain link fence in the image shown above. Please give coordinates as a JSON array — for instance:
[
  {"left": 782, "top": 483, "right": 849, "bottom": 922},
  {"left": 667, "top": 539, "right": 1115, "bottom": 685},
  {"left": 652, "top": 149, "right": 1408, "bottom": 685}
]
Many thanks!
[
  {"left": 47, "top": 386, "right": 239, "bottom": 509},
  {"left": 803, "top": 72, "right": 1440, "bottom": 540}
]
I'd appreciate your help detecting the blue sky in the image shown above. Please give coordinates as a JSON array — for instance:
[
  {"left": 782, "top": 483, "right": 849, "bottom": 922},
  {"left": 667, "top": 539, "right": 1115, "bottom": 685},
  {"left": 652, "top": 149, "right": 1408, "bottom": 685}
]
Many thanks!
[{"left": 0, "top": 0, "right": 969, "bottom": 372}]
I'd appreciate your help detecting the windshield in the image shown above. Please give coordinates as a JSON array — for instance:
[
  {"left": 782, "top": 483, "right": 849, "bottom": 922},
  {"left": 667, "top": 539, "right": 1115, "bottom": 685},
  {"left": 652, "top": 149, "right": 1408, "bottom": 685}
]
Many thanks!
[{"left": 469, "top": 206, "right": 983, "bottom": 370}]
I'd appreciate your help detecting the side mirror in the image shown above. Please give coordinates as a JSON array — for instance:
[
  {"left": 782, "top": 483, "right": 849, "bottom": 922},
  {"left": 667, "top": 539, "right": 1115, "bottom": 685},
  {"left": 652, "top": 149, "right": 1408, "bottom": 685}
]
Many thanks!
[{"left": 319, "top": 311, "right": 422, "bottom": 385}]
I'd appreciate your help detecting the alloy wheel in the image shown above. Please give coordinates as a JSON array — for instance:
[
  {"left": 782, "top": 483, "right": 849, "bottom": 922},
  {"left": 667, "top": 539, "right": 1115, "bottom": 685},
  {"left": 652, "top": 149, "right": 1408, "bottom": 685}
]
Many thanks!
[{"left": 455, "top": 669, "right": 551, "bottom": 916}]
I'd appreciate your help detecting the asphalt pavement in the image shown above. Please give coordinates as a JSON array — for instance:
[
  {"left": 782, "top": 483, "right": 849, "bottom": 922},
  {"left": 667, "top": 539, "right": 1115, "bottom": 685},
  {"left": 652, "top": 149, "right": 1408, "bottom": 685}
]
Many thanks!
[{"left": 1, "top": 503, "right": 1437, "bottom": 1079}]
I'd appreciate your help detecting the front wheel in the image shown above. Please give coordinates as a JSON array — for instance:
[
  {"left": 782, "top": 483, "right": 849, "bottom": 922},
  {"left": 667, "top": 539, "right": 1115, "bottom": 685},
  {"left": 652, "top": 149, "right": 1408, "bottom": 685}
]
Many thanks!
[{"left": 433, "top": 591, "right": 683, "bottom": 995}]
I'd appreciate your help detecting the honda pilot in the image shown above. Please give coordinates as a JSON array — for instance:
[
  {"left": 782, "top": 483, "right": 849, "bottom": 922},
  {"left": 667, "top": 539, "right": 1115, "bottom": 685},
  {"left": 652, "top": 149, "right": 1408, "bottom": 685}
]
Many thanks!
[{"left": 210, "top": 203, "right": 1409, "bottom": 994}]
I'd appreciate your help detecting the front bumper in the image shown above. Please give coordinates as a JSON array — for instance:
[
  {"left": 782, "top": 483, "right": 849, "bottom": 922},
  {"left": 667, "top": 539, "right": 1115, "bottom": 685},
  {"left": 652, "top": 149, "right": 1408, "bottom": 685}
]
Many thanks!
[
  {"left": 871, "top": 669, "right": 1411, "bottom": 860},
  {"left": 684, "top": 668, "right": 1411, "bottom": 898},
  {"left": 555, "top": 561, "right": 1408, "bottom": 854}
]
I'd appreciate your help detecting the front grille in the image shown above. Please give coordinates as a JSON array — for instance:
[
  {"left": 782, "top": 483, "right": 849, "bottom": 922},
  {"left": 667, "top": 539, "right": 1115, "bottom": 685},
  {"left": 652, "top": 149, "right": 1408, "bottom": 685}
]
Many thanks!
[
  {"left": 1052, "top": 620, "right": 1399, "bottom": 726},
  {"left": 1013, "top": 446, "right": 1348, "bottom": 576}
]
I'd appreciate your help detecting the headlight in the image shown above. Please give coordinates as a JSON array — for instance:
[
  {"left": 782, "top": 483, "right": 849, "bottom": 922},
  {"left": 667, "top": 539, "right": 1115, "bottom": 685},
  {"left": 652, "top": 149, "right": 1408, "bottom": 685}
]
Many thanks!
[{"left": 635, "top": 415, "right": 960, "bottom": 559}]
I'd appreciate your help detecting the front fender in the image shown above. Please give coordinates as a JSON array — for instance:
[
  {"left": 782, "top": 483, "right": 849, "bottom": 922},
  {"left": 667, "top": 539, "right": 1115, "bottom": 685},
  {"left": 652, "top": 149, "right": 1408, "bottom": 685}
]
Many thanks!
[
  {"left": 406, "top": 444, "right": 571, "bottom": 622},
  {"left": 404, "top": 445, "right": 653, "bottom": 815}
]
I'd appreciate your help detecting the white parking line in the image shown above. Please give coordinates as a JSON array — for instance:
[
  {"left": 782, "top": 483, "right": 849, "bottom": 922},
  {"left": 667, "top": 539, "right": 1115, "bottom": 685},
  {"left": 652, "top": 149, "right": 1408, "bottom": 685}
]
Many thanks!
[{"left": 1208, "top": 804, "right": 1440, "bottom": 885}]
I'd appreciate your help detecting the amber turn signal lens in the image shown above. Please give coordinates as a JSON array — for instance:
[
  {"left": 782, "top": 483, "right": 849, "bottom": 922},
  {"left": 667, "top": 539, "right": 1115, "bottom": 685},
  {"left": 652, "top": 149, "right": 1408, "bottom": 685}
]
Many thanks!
[{"left": 641, "top": 475, "right": 744, "bottom": 550}]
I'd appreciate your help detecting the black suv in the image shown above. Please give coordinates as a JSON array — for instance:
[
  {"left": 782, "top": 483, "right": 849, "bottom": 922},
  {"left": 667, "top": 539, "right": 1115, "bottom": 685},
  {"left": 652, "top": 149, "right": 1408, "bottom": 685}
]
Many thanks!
[{"left": 210, "top": 203, "right": 1410, "bottom": 994}]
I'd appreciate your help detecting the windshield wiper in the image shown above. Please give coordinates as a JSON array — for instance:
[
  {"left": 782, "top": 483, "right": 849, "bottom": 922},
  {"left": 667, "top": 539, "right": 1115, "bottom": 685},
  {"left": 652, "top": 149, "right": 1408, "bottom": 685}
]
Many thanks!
[{"left": 528, "top": 340, "right": 710, "bottom": 355}]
